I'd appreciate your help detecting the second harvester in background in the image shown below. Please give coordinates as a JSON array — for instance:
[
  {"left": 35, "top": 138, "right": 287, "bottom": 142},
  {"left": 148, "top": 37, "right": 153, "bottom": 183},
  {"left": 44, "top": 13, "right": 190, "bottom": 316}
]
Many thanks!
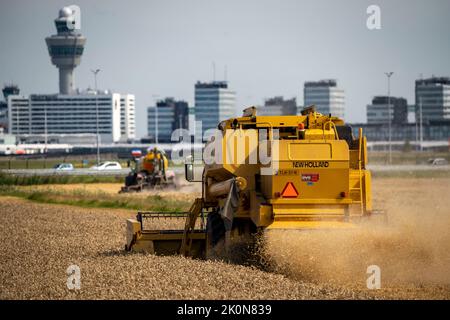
[{"left": 120, "top": 147, "right": 176, "bottom": 192}]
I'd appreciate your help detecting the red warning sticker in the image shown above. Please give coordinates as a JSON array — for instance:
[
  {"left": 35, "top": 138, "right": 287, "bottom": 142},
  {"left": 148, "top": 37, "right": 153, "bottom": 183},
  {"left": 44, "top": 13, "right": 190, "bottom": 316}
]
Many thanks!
[{"left": 301, "top": 173, "right": 319, "bottom": 182}]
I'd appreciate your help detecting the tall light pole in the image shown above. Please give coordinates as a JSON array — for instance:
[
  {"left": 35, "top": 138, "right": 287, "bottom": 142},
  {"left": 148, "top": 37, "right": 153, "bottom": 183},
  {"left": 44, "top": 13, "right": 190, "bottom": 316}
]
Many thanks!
[
  {"left": 91, "top": 69, "right": 101, "bottom": 165},
  {"left": 44, "top": 105, "right": 48, "bottom": 153},
  {"left": 152, "top": 94, "right": 160, "bottom": 144},
  {"left": 415, "top": 114, "right": 419, "bottom": 151},
  {"left": 17, "top": 99, "right": 20, "bottom": 143},
  {"left": 385, "top": 72, "right": 394, "bottom": 165},
  {"left": 419, "top": 96, "right": 423, "bottom": 152},
  {"left": 155, "top": 105, "right": 159, "bottom": 144}
]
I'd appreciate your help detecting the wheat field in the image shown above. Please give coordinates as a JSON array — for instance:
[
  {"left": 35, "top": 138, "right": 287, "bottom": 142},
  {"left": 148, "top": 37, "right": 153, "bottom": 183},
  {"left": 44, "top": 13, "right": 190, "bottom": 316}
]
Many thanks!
[{"left": 0, "top": 177, "right": 449, "bottom": 299}]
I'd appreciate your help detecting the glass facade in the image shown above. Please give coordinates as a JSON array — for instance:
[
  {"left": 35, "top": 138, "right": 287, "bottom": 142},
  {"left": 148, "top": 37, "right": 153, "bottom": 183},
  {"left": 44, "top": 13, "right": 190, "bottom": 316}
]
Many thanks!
[
  {"left": 48, "top": 46, "right": 84, "bottom": 56},
  {"left": 304, "top": 80, "right": 345, "bottom": 119},
  {"left": 415, "top": 77, "right": 450, "bottom": 121},
  {"left": 350, "top": 122, "right": 450, "bottom": 141},
  {"left": 194, "top": 81, "right": 236, "bottom": 139},
  {"left": 147, "top": 98, "right": 189, "bottom": 143}
]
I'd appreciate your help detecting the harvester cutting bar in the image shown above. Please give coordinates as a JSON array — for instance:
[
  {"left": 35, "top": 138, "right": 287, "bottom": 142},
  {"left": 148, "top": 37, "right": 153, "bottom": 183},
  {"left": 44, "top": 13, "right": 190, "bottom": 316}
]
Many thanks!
[
  {"left": 126, "top": 209, "right": 207, "bottom": 258},
  {"left": 138, "top": 212, "right": 189, "bottom": 218}
]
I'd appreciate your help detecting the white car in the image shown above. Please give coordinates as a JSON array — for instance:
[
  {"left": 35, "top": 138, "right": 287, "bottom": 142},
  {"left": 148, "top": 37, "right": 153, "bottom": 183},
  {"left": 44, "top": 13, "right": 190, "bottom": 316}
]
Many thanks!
[
  {"left": 90, "top": 161, "right": 122, "bottom": 171},
  {"left": 427, "top": 158, "right": 448, "bottom": 166},
  {"left": 53, "top": 163, "right": 74, "bottom": 171}
]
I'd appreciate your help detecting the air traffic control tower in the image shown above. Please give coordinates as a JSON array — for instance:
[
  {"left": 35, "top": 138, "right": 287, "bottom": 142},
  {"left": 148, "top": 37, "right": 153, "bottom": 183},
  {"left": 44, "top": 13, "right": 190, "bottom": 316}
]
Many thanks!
[{"left": 45, "top": 7, "right": 86, "bottom": 95}]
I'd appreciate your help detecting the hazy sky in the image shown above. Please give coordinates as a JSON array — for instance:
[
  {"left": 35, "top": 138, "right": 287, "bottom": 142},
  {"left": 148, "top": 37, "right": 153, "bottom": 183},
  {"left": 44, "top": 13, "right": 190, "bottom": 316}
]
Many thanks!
[{"left": 1, "top": 0, "right": 449, "bottom": 138}]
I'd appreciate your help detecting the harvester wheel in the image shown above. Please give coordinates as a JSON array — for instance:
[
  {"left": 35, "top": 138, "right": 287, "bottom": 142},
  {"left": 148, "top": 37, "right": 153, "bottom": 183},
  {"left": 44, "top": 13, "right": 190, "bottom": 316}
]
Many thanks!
[{"left": 206, "top": 213, "right": 262, "bottom": 264}]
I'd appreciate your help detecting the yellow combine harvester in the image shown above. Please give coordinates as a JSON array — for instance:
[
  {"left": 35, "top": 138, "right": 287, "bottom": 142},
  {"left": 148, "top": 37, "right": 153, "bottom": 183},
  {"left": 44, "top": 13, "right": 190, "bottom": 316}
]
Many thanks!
[{"left": 125, "top": 106, "right": 380, "bottom": 258}]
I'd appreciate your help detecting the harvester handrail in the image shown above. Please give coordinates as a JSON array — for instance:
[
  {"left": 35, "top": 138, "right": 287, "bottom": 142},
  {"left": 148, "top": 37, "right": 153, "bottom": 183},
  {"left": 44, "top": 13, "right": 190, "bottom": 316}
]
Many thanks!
[
  {"left": 358, "top": 128, "right": 364, "bottom": 215},
  {"left": 322, "top": 120, "right": 340, "bottom": 140}
]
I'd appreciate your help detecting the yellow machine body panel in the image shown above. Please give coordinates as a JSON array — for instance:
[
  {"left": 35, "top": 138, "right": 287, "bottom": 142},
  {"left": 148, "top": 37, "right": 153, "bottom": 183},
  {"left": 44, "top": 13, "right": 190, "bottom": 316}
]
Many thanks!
[
  {"left": 262, "top": 139, "right": 349, "bottom": 200},
  {"left": 267, "top": 220, "right": 356, "bottom": 230}
]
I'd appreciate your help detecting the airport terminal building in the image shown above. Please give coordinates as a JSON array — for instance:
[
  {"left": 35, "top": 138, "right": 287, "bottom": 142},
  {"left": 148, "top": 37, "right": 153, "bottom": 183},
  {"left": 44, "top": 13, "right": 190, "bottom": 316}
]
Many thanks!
[{"left": 8, "top": 91, "right": 134, "bottom": 144}]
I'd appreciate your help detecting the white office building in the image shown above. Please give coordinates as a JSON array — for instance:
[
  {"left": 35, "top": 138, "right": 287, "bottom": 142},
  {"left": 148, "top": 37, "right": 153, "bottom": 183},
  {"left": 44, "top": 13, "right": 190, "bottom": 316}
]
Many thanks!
[
  {"left": 304, "top": 79, "right": 345, "bottom": 119},
  {"left": 194, "top": 81, "right": 236, "bottom": 139},
  {"left": 120, "top": 94, "right": 136, "bottom": 141},
  {"left": 7, "top": 91, "right": 135, "bottom": 144}
]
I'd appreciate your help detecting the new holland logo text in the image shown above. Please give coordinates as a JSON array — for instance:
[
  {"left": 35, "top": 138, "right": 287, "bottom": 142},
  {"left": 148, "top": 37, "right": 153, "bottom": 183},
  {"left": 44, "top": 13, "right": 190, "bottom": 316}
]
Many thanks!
[{"left": 292, "top": 161, "right": 329, "bottom": 168}]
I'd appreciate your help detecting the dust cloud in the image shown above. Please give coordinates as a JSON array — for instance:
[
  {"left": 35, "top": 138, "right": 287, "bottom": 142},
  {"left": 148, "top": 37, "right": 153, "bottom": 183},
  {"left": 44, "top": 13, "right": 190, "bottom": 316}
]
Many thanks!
[{"left": 260, "top": 178, "right": 450, "bottom": 290}]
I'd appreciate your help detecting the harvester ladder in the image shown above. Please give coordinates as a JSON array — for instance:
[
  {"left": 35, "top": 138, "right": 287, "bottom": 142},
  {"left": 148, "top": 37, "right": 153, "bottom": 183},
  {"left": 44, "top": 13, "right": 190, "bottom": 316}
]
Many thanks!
[
  {"left": 357, "top": 128, "right": 364, "bottom": 214},
  {"left": 348, "top": 129, "right": 365, "bottom": 215},
  {"left": 180, "top": 198, "right": 203, "bottom": 257}
]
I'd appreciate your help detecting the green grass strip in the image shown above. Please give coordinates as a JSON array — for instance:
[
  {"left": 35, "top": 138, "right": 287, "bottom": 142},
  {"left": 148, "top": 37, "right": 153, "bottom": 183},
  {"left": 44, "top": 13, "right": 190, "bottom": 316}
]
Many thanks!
[
  {"left": 0, "top": 173, "right": 123, "bottom": 185},
  {"left": 0, "top": 185, "right": 190, "bottom": 212}
]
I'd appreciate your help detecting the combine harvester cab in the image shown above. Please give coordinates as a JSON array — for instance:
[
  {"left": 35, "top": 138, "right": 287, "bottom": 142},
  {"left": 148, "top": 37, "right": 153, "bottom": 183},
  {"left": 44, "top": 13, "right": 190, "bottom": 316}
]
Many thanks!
[{"left": 125, "top": 106, "right": 381, "bottom": 258}]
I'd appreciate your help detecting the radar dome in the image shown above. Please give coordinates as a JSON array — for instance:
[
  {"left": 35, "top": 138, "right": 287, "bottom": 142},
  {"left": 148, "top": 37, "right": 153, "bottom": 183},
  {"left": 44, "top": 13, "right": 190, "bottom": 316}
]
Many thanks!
[{"left": 59, "top": 7, "right": 72, "bottom": 18}]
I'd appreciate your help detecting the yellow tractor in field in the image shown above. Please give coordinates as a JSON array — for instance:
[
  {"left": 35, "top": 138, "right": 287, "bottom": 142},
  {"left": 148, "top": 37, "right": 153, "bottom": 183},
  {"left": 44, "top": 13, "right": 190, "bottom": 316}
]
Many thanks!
[{"left": 125, "top": 106, "right": 379, "bottom": 258}]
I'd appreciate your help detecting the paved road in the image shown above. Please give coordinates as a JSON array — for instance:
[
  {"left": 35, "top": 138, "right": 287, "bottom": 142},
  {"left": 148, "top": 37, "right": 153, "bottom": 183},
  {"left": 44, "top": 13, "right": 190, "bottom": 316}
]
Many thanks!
[
  {"left": 2, "top": 165, "right": 449, "bottom": 176},
  {"left": 0, "top": 168, "right": 132, "bottom": 176},
  {"left": 367, "top": 164, "right": 450, "bottom": 171}
]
